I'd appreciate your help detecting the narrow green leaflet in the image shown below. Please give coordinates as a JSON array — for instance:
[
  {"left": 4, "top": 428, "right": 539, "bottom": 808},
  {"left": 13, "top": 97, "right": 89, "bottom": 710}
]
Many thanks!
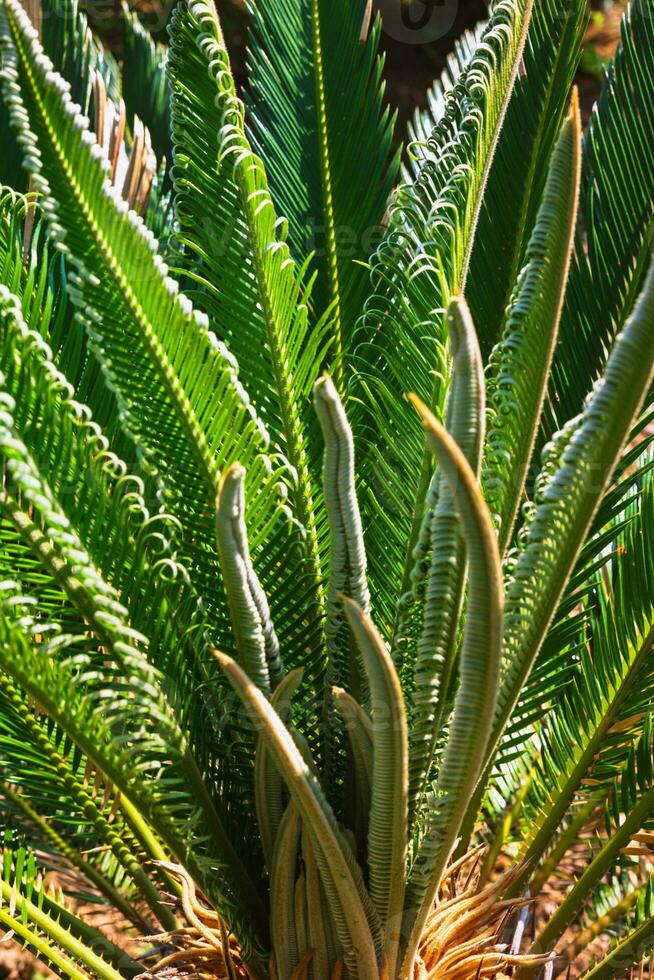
[{"left": 245, "top": 0, "right": 399, "bottom": 365}]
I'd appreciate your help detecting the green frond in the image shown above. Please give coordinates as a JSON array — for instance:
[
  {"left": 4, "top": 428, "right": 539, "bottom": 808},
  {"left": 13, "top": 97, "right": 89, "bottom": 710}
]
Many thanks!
[
  {"left": 0, "top": 578, "right": 267, "bottom": 954},
  {"left": 579, "top": 880, "right": 654, "bottom": 979},
  {"left": 487, "top": 255, "right": 654, "bottom": 788},
  {"left": 509, "top": 473, "right": 654, "bottom": 894},
  {"left": 466, "top": 0, "right": 587, "bottom": 357},
  {"left": 524, "top": 722, "right": 654, "bottom": 965},
  {"left": 0, "top": 281, "right": 224, "bottom": 796},
  {"left": 245, "top": 0, "right": 399, "bottom": 365},
  {"left": 395, "top": 296, "right": 485, "bottom": 811},
  {"left": 166, "top": 0, "right": 330, "bottom": 715},
  {"left": 403, "top": 22, "right": 486, "bottom": 181},
  {"left": 121, "top": 3, "right": 170, "bottom": 168},
  {"left": 0, "top": 833, "right": 136, "bottom": 979},
  {"left": 0, "top": 0, "right": 333, "bottom": 820},
  {"left": 404, "top": 396, "right": 503, "bottom": 970},
  {"left": 481, "top": 434, "right": 654, "bottom": 850},
  {"left": 483, "top": 96, "right": 581, "bottom": 553},
  {"left": 0, "top": 665, "right": 176, "bottom": 930},
  {"left": 349, "top": 0, "right": 532, "bottom": 639},
  {"left": 552, "top": 0, "right": 654, "bottom": 426}
]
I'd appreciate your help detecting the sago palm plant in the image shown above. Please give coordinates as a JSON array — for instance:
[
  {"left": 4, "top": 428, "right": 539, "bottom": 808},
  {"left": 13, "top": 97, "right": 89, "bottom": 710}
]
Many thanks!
[{"left": 0, "top": 0, "right": 653, "bottom": 976}]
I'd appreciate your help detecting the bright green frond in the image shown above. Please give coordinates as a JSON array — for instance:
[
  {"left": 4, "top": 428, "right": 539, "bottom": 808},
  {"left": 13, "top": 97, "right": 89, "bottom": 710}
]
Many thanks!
[
  {"left": 0, "top": 1, "right": 329, "bottom": 810},
  {"left": 579, "top": 880, "right": 654, "bottom": 979},
  {"left": 0, "top": 281, "right": 224, "bottom": 792},
  {"left": 403, "top": 21, "right": 486, "bottom": 181},
  {"left": 0, "top": 834, "right": 134, "bottom": 979},
  {"left": 349, "top": 0, "right": 532, "bottom": 639},
  {"left": 488, "top": 255, "right": 654, "bottom": 815},
  {"left": 166, "top": 0, "right": 328, "bottom": 707},
  {"left": 524, "top": 723, "right": 654, "bottom": 965}
]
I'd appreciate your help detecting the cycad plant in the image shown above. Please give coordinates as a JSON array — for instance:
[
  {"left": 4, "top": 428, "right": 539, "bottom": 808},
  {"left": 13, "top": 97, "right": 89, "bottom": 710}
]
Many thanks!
[{"left": 0, "top": 0, "right": 654, "bottom": 976}]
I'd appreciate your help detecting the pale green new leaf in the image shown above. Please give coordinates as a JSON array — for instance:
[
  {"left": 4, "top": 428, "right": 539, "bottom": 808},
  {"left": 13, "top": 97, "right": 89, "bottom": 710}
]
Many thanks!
[
  {"left": 404, "top": 397, "right": 503, "bottom": 970},
  {"left": 483, "top": 95, "right": 581, "bottom": 552}
]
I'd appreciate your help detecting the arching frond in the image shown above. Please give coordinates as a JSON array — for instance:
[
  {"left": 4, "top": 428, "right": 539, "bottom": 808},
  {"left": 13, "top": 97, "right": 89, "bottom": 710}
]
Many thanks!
[{"left": 349, "top": 0, "right": 532, "bottom": 639}]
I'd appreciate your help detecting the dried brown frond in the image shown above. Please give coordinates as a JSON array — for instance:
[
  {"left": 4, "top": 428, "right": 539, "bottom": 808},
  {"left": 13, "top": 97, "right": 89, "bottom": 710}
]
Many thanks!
[
  {"left": 149, "top": 853, "right": 550, "bottom": 980},
  {"left": 143, "top": 862, "right": 248, "bottom": 978},
  {"left": 414, "top": 850, "right": 549, "bottom": 980}
]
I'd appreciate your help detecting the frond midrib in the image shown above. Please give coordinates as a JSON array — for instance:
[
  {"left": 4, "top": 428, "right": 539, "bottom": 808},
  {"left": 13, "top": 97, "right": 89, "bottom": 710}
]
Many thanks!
[{"left": 309, "top": 0, "right": 342, "bottom": 385}]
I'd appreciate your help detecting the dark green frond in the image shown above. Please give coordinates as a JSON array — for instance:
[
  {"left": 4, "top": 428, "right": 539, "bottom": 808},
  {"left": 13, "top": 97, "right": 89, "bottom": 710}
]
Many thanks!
[
  {"left": 552, "top": 0, "right": 654, "bottom": 425},
  {"left": 121, "top": 3, "right": 170, "bottom": 168},
  {"left": 245, "top": 0, "right": 399, "bottom": 361}
]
